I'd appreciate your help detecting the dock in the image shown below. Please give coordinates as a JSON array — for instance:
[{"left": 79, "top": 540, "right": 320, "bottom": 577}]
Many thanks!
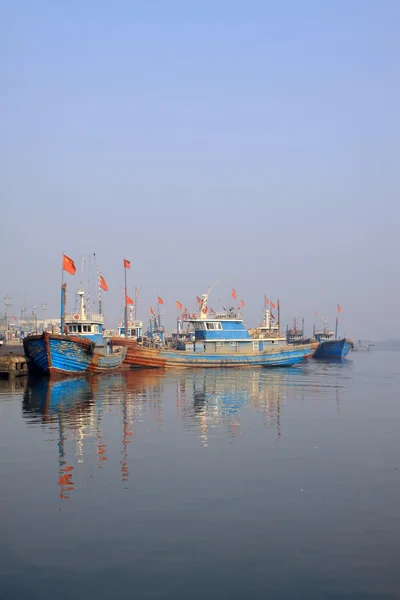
[{"left": 0, "top": 345, "right": 30, "bottom": 379}]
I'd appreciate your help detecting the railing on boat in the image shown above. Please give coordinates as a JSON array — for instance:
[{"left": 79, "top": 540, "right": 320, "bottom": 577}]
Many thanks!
[
  {"left": 65, "top": 312, "right": 104, "bottom": 323},
  {"left": 182, "top": 310, "right": 243, "bottom": 320}
]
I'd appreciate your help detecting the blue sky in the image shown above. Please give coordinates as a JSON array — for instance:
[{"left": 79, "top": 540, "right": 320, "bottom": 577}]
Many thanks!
[{"left": 1, "top": 1, "right": 399, "bottom": 339}]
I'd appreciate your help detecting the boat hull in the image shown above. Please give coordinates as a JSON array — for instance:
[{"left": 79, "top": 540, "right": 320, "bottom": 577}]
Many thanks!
[
  {"left": 313, "top": 338, "right": 353, "bottom": 359},
  {"left": 113, "top": 340, "right": 318, "bottom": 369},
  {"left": 24, "top": 333, "right": 126, "bottom": 377},
  {"left": 111, "top": 337, "right": 138, "bottom": 366}
]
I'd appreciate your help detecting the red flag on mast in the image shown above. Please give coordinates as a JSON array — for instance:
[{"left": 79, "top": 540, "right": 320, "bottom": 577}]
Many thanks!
[
  {"left": 62, "top": 254, "right": 76, "bottom": 275},
  {"left": 176, "top": 301, "right": 183, "bottom": 310},
  {"left": 231, "top": 289, "right": 237, "bottom": 300},
  {"left": 240, "top": 300, "right": 245, "bottom": 308},
  {"left": 196, "top": 296, "right": 202, "bottom": 304},
  {"left": 265, "top": 297, "right": 270, "bottom": 305},
  {"left": 123, "top": 259, "right": 131, "bottom": 269},
  {"left": 157, "top": 296, "right": 164, "bottom": 305},
  {"left": 99, "top": 275, "right": 108, "bottom": 291},
  {"left": 270, "top": 301, "right": 276, "bottom": 309},
  {"left": 126, "top": 296, "right": 134, "bottom": 305},
  {"left": 337, "top": 305, "right": 343, "bottom": 313},
  {"left": 149, "top": 306, "right": 155, "bottom": 315}
]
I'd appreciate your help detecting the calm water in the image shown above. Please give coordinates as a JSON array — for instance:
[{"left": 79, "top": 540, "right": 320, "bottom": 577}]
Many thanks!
[{"left": 1, "top": 352, "right": 400, "bottom": 600}]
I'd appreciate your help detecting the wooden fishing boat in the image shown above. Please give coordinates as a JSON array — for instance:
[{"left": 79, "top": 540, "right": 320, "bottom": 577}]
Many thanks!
[
  {"left": 116, "top": 293, "right": 318, "bottom": 369},
  {"left": 23, "top": 255, "right": 126, "bottom": 377},
  {"left": 24, "top": 331, "right": 127, "bottom": 377}
]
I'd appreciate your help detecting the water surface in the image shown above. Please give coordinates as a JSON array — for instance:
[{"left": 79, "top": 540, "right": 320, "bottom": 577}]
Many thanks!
[{"left": 1, "top": 352, "right": 399, "bottom": 599}]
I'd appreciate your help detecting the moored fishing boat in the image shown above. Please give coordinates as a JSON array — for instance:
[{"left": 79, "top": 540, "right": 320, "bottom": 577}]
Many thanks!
[
  {"left": 313, "top": 309, "right": 353, "bottom": 359},
  {"left": 122, "top": 293, "right": 318, "bottom": 369},
  {"left": 23, "top": 254, "right": 126, "bottom": 377},
  {"left": 24, "top": 331, "right": 127, "bottom": 377},
  {"left": 313, "top": 331, "right": 353, "bottom": 359},
  {"left": 286, "top": 313, "right": 314, "bottom": 345}
]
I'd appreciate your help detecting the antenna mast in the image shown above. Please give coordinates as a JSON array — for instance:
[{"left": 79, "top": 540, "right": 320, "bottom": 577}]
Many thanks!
[{"left": 93, "top": 253, "right": 102, "bottom": 315}]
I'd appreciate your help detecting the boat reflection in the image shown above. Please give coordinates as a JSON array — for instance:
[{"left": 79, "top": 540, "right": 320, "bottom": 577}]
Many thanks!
[
  {"left": 22, "top": 371, "right": 166, "bottom": 499},
  {"left": 175, "top": 368, "right": 294, "bottom": 446},
  {"left": 21, "top": 363, "right": 344, "bottom": 497}
]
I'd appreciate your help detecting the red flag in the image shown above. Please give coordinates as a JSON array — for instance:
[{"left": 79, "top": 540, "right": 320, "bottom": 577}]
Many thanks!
[
  {"left": 157, "top": 296, "right": 163, "bottom": 305},
  {"left": 196, "top": 296, "right": 202, "bottom": 304},
  {"left": 99, "top": 275, "right": 108, "bottom": 291},
  {"left": 240, "top": 300, "right": 245, "bottom": 307},
  {"left": 176, "top": 301, "right": 183, "bottom": 310},
  {"left": 231, "top": 288, "right": 237, "bottom": 300},
  {"left": 126, "top": 296, "right": 134, "bottom": 305},
  {"left": 62, "top": 254, "right": 76, "bottom": 275},
  {"left": 123, "top": 259, "right": 131, "bottom": 269},
  {"left": 314, "top": 312, "right": 318, "bottom": 317},
  {"left": 149, "top": 306, "right": 155, "bottom": 315},
  {"left": 265, "top": 297, "right": 270, "bottom": 305},
  {"left": 337, "top": 305, "right": 343, "bottom": 313},
  {"left": 270, "top": 301, "right": 276, "bottom": 309}
]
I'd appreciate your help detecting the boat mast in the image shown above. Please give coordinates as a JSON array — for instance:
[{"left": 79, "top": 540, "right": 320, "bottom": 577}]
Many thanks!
[
  {"left": 94, "top": 253, "right": 102, "bottom": 315},
  {"left": 277, "top": 299, "right": 281, "bottom": 335},
  {"left": 61, "top": 255, "right": 66, "bottom": 334},
  {"left": 124, "top": 261, "right": 128, "bottom": 338},
  {"left": 335, "top": 305, "right": 339, "bottom": 339}
]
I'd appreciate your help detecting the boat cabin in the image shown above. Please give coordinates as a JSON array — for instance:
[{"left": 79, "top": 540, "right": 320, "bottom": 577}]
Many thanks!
[
  {"left": 314, "top": 329, "right": 335, "bottom": 343},
  {"left": 182, "top": 295, "right": 287, "bottom": 353},
  {"left": 65, "top": 289, "right": 105, "bottom": 346},
  {"left": 118, "top": 321, "right": 143, "bottom": 338},
  {"left": 314, "top": 317, "right": 335, "bottom": 343}
]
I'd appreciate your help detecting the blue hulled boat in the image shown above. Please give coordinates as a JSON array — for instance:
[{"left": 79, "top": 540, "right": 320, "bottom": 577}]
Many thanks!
[
  {"left": 313, "top": 319, "right": 353, "bottom": 359},
  {"left": 24, "top": 285, "right": 126, "bottom": 377},
  {"left": 121, "top": 293, "right": 319, "bottom": 368}
]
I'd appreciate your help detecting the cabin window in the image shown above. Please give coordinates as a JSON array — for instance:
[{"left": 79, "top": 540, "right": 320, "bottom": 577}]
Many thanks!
[
  {"left": 229, "top": 342, "right": 237, "bottom": 347},
  {"left": 87, "top": 326, "right": 91, "bottom": 332},
  {"left": 83, "top": 326, "right": 87, "bottom": 332},
  {"left": 93, "top": 325, "right": 98, "bottom": 332},
  {"left": 73, "top": 325, "right": 77, "bottom": 332},
  {"left": 253, "top": 341, "right": 258, "bottom": 350},
  {"left": 78, "top": 325, "right": 82, "bottom": 333},
  {"left": 205, "top": 322, "right": 222, "bottom": 330},
  {"left": 68, "top": 326, "right": 72, "bottom": 332},
  {"left": 193, "top": 322, "right": 205, "bottom": 331},
  {"left": 216, "top": 342, "right": 224, "bottom": 347}
]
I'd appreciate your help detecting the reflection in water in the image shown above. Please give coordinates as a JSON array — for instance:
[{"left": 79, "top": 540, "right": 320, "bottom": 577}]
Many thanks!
[
  {"left": 176, "top": 369, "right": 288, "bottom": 446},
  {"left": 175, "top": 364, "right": 348, "bottom": 446},
  {"left": 22, "top": 371, "right": 166, "bottom": 499},
  {"left": 20, "top": 362, "right": 347, "bottom": 496}
]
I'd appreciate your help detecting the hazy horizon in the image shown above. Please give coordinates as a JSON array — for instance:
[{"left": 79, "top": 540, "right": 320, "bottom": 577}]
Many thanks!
[{"left": 2, "top": 1, "right": 399, "bottom": 340}]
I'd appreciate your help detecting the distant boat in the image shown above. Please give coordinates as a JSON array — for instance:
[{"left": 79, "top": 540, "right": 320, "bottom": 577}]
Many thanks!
[
  {"left": 353, "top": 340, "right": 373, "bottom": 352},
  {"left": 118, "top": 293, "right": 318, "bottom": 369},
  {"left": 286, "top": 314, "right": 314, "bottom": 345},
  {"left": 313, "top": 317, "right": 353, "bottom": 359}
]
